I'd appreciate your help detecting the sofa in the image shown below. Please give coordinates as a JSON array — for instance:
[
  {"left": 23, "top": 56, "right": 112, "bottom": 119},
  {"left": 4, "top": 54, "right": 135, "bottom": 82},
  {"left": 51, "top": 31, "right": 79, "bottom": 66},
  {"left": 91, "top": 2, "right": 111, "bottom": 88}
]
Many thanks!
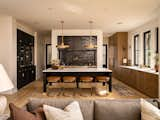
[{"left": 10, "top": 98, "right": 160, "bottom": 120}]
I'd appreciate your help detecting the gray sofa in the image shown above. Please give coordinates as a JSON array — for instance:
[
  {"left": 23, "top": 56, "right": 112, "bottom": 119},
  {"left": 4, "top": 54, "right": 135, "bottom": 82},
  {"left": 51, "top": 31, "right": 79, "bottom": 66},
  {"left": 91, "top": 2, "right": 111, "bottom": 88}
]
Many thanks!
[{"left": 24, "top": 98, "right": 159, "bottom": 120}]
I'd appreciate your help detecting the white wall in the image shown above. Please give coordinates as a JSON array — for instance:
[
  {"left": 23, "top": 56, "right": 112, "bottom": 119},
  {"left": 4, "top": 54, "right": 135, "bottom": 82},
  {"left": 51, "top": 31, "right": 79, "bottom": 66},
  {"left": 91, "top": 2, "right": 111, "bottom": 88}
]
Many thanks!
[
  {"left": 0, "top": 15, "right": 16, "bottom": 93},
  {"left": 158, "top": 15, "right": 160, "bottom": 98},
  {"left": 35, "top": 33, "right": 46, "bottom": 79},
  {"left": 43, "top": 34, "right": 51, "bottom": 68},
  {"left": 51, "top": 29, "right": 103, "bottom": 67},
  {"left": 128, "top": 18, "right": 159, "bottom": 68}
]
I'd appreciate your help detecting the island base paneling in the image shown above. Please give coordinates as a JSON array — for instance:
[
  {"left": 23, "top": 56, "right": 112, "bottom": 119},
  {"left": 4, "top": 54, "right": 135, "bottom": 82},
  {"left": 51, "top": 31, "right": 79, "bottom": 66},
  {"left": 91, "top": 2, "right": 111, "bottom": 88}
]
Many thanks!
[{"left": 118, "top": 67, "right": 158, "bottom": 98}]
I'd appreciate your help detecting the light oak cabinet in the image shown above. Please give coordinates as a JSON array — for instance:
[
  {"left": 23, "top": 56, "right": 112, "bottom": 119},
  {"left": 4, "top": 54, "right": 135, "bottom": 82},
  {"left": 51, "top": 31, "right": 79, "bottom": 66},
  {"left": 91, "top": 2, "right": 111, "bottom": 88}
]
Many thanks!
[
  {"left": 119, "top": 67, "right": 158, "bottom": 98},
  {"left": 109, "top": 32, "right": 128, "bottom": 78}
]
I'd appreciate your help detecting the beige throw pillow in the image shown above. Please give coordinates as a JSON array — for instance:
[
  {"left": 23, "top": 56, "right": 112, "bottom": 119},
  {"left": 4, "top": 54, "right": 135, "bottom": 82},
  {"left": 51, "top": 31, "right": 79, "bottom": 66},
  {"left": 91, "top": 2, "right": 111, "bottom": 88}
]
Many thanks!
[
  {"left": 141, "top": 99, "right": 160, "bottom": 120},
  {"left": 43, "top": 101, "right": 84, "bottom": 120}
]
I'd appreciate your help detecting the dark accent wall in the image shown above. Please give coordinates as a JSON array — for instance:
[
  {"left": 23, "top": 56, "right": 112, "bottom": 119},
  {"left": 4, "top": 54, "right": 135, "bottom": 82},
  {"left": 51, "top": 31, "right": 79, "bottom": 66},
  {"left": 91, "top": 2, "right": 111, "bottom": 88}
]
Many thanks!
[{"left": 58, "top": 36, "right": 97, "bottom": 66}]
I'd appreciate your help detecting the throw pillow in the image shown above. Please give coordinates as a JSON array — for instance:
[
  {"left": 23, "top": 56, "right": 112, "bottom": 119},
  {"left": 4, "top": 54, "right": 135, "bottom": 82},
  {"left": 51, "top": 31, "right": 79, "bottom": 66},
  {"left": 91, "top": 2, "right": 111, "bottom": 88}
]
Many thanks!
[
  {"left": 141, "top": 99, "right": 160, "bottom": 120},
  {"left": 9, "top": 103, "right": 43, "bottom": 120},
  {"left": 43, "top": 101, "right": 84, "bottom": 120},
  {"left": 32, "top": 107, "right": 46, "bottom": 120}
]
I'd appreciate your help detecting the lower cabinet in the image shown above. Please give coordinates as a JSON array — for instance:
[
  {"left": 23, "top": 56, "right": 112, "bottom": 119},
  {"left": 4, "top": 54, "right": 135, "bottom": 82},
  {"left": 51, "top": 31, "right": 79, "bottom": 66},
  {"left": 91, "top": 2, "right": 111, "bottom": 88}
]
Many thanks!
[
  {"left": 118, "top": 67, "right": 158, "bottom": 98},
  {"left": 17, "top": 65, "right": 36, "bottom": 89}
]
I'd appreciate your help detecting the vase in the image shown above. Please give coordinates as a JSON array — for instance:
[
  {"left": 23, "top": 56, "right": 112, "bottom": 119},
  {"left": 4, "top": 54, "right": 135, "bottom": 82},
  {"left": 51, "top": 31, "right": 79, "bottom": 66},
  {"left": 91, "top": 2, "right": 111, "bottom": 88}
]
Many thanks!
[{"left": 154, "top": 64, "right": 159, "bottom": 72}]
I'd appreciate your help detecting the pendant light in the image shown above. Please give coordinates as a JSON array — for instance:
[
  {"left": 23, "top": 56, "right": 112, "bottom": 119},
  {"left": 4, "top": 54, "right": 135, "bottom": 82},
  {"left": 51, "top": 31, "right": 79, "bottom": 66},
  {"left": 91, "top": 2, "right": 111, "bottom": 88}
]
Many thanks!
[
  {"left": 85, "top": 21, "right": 97, "bottom": 49},
  {"left": 56, "top": 21, "right": 70, "bottom": 49}
]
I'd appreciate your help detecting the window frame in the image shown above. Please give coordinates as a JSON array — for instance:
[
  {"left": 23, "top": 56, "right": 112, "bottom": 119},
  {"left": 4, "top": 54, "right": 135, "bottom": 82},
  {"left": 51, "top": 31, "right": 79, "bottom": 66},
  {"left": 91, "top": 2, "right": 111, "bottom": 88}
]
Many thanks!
[
  {"left": 134, "top": 34, "right": 140, "bottom": 66},
  {"left": 143, "top": 30, "right": 151, "bottom": 67},
  {"left": 156, "top": 27, "right": 159, "bottom": 54}
]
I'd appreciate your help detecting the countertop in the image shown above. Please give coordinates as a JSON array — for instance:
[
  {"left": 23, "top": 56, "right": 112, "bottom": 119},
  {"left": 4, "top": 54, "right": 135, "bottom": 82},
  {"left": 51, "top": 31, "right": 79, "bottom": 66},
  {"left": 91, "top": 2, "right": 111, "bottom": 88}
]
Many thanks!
[
  {"left": 120, "top": 65, "right": 159, "bottom": 75},
  {"left": 43, "top": 67, "right": 112, "bottom": 73}
]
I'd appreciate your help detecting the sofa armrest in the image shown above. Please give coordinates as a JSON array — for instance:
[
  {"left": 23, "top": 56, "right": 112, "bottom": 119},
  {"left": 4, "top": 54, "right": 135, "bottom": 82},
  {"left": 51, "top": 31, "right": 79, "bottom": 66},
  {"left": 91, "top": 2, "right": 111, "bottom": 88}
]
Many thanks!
[{"left": 153, "top": 99, "right": 160, "bottom": 109}]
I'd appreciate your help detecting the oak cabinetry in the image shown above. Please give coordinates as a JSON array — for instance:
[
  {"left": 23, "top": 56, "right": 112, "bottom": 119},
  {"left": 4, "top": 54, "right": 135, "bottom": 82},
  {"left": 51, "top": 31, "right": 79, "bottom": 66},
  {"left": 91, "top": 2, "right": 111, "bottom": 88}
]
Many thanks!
[
  {"left": 108, "top": 32, "right": 128, "bottom": 78},
  {"left": 143, "top": 73, "right": 158, "bottom": 97},
  {"left": 109, "top": 32, "right": 158, "bottom": 98},
  {"left": 119, "top": 67, "right": 158, "bottom": 98}
]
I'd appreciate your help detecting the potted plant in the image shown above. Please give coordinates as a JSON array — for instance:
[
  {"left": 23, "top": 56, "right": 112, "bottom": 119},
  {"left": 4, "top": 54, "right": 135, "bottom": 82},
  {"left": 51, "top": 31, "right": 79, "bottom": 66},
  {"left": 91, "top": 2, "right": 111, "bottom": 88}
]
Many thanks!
[
  {"left": 51, "top": 59, "right": 60, "bottom": 69},
  {"left": 154, "top": 53, "right": 159, "bottom": 72}
]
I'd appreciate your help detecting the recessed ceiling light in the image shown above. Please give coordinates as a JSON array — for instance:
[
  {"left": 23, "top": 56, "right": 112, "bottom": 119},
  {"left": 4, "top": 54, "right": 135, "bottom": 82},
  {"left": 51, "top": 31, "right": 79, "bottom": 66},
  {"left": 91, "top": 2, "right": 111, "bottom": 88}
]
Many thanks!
[
  {"left": 33, "top": 21, "right": 39, "bottom": 25},
  {"left": 117, "top": 22, "right": 123, "bottom": 25},
  {"left": 63, "top": 3, "right": 83, "bottom": 14},
  {"left": 48, "top": 8, "right": 53, "bottom": 11}
]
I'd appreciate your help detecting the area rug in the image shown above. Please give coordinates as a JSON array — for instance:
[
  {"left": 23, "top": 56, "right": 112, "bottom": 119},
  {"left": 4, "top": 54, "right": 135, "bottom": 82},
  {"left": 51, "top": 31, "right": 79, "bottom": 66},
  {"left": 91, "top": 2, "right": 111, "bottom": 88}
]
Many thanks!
[{"left": 112, "top": 83, "right": 136, "bottom": 96}]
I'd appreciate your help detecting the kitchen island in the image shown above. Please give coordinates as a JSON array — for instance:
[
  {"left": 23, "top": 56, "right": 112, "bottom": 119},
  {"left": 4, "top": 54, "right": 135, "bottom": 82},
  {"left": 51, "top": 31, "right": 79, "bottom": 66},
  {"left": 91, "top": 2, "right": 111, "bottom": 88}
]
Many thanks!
[{"left": 43, "top": 67, "right": 112, "bottom": 94}]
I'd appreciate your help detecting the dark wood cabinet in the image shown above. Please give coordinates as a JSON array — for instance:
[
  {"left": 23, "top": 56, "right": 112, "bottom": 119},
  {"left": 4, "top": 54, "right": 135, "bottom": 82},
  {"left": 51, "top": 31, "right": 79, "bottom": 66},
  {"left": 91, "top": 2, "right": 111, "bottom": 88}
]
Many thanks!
[{"left": 17, "top": 29, "right": 36, "bottom": 89}]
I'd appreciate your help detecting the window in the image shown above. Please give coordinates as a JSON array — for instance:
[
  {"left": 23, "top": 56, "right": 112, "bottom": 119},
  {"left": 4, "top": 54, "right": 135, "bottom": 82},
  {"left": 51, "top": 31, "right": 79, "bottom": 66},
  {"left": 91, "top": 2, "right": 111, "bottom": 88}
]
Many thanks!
[
  {"left": 134, "top": 35, "right": 140, "bottom": 66},
  {"left": 156, "top": 27, "right": 159, "bottom": 53},
  {"left": 144, "top": 31, "right": 151, "bottom": 67}
]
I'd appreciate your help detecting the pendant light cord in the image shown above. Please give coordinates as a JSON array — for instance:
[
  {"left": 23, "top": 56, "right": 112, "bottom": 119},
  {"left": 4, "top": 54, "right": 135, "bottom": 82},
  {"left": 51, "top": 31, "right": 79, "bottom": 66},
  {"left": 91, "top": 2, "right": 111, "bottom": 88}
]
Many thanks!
[
  {"left": 89, "top": 21, "right": 93, "bottom": 44},
  {"left": 61, "top": 21, "right": 64, "bottom": 44}
]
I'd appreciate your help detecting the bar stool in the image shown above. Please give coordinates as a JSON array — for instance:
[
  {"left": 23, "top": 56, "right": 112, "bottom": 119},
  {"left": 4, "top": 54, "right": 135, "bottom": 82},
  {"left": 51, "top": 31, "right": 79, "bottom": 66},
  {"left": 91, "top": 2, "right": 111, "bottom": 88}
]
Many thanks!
[
  {"left": 96, "top": 76, "right": 110, "bottom": 86},
  {"left": 47, "top": 76, "right": 61, "bottom": 85},
  {"left": 80, "top": 76, "right": 94, "bottom": 96},
  {"left": 47, "top": 76, "right": 61, "bottom": 96},
  {"left": 62, "top": 76, "right": 76, "bottom": 96}
]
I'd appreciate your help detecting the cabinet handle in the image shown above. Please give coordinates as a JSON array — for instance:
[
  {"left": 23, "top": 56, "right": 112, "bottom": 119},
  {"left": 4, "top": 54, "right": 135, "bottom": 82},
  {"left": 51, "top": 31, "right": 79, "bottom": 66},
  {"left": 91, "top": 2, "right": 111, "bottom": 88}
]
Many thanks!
[{"left": 22, "top": 73, "right": 25, "bottom": 77}]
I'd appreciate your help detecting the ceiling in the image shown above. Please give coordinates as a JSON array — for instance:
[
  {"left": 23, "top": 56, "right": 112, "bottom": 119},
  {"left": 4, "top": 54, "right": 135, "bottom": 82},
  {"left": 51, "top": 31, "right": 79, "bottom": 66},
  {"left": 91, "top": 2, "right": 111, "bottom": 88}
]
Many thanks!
[{"left": 0, "top": 0, "right": 160, "bottom": 35}]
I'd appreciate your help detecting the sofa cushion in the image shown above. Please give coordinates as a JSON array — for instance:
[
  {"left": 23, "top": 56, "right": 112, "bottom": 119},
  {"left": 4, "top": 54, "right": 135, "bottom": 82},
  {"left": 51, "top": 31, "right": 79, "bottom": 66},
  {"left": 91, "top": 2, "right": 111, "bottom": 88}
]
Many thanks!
[
  {"left": 43, "top": 101, "right": 84, "bottom": 120},
  {"left": 9, "top": 103, "right": 42, "bottom": 120},
  {"left": 32, "top": 107, "right": 46, "bottom": 120},
  {"left": 94, "top": 99, "right": 141, "bottom": 120},
  {"left": 27, "top": 98, "right": 94, "bottom": 120}
]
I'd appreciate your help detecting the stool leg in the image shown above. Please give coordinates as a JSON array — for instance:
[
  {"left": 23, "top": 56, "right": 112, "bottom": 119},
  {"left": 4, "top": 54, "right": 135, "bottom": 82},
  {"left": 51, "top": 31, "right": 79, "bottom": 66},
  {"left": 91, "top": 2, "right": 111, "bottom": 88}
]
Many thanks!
[
  {"left": 91, "top": 87, "right": 93, "bottom": 96},
  {"left": 62, "top": 83, "right": 65, "bottom": 96},
  {"left": 73, "top": 82, "right": 76, "bottom": 96},
  {"left": 103, "top": 82, "right": 105, "bottom": 86},
  {"left": 49, "top": 82, "right": 52, "bottom": 86},
  {"left": 57, "top": 83, "right": 61, "bottom": 96}
]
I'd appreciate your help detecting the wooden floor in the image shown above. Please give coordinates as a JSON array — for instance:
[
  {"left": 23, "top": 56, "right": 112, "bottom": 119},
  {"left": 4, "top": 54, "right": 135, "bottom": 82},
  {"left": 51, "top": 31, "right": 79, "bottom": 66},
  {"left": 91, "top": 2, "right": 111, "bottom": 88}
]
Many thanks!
[{"left": 3, "top": 77, "right": 148, "bottom": 113}]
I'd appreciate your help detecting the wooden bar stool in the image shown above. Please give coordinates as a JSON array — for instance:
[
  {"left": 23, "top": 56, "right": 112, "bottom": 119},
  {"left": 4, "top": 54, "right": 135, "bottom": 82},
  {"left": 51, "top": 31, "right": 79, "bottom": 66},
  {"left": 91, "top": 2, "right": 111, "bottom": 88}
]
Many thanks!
[
  {"left": 63, "top": 76, "right": 76, "bottom": 83},
  {"left": 47, "top": 76, "right": 61, "bottom": 96},
  {"left": 62, "top": 76, "right": 76, "bottom": 96},
  {"left": 80, "top": 76, "right": 94, "bottom": 96},
  {"left": 96, "top": 76, "right": 110, "bottom": 86},
  {"left": 47, "top": 76, "right": 61, "bottom": 85}
]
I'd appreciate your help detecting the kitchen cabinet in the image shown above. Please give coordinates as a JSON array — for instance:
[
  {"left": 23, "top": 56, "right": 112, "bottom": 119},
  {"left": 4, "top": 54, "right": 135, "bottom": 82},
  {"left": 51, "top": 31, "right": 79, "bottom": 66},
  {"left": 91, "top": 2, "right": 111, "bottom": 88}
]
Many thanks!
[
  {"left": 108, "top": 32, "right": 128, "bottom": 78},
  {"left": 119, "top": 67, "right": 158, "bottom": 98}
]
